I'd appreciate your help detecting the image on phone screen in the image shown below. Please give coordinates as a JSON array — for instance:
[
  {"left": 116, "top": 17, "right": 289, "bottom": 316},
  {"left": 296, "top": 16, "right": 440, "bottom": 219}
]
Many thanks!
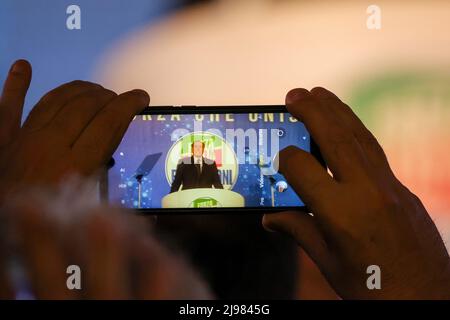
[{"left": 105, "top": 107, "right": 321, "bottom": 212}]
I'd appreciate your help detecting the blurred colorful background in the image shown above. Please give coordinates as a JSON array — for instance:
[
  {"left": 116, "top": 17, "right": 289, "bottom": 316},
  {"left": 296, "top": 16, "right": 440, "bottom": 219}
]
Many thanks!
[{"left": 2, "top": 0, "right": 449, "bottom": 299}]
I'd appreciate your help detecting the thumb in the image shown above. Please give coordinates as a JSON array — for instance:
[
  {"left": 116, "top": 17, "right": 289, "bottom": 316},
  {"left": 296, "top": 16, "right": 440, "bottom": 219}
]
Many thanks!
[
  {"left": 0, "top": 59, "right": 32, "bottom": 146},
  {"left": 263, "top": 210, "right": 332, "bottom": 269}
]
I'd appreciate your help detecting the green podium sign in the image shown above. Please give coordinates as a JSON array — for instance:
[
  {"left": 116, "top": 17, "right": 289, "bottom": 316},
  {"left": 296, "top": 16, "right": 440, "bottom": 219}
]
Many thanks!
[{"left": 162, "top": 188, "right": 245, "bottom": 208}]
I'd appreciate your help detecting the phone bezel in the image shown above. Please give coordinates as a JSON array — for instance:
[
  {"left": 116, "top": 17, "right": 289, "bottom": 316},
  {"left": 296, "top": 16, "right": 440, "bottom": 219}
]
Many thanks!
[{"left": 109, "top": 105, "right": 326, "bottom": 215}]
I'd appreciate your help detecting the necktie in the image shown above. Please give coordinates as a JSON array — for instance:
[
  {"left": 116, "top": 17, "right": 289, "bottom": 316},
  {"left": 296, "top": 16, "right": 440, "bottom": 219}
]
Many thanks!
[{"left": 196, "top": 158, "right": 202, "bottom": 174}]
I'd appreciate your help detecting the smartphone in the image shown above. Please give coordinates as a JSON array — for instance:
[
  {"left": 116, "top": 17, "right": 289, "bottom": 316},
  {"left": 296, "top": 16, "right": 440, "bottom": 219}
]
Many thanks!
[{"left": 102, "top": 106, "right": 325, "bottom": 214}]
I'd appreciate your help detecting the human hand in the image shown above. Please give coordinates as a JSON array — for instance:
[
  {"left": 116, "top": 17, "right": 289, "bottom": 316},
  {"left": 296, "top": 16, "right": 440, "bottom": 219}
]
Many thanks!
[
  {"left": 0, "top": 187, "right": 211, "bottom": 300},
  {"left": 0, "top": 60, "right": 149, "bottom": 200},
  {"left": 263, "top": 87, "right": 450, "bottom": 299}
]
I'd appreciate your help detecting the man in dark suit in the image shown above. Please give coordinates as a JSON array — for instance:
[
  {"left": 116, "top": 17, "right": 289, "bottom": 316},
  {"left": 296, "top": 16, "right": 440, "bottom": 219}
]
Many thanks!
[{"left": 170, "top": 141, "right": 223, "bottom": 193}]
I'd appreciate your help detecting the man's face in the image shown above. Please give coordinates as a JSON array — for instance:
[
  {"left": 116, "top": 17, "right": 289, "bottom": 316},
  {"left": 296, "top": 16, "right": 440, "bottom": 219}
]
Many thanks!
[{"left": 192, "top": 141, "right": 204, "bottom": 157}]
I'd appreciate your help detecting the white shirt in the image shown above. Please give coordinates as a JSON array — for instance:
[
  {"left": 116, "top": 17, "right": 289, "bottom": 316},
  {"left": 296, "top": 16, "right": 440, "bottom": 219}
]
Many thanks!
[{"left": 194, "top": 156, "right": 203, "bottom": 172}]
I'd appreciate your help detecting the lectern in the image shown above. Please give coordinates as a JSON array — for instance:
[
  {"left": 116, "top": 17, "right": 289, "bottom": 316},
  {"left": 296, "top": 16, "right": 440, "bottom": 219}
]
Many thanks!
[{"left": 162, "top": 188, "right": 245, "bottom": 208}]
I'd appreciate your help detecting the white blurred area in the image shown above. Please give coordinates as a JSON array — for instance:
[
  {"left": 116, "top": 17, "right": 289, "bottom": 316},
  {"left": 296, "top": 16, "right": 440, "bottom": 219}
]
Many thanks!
[
  {"left": 95, "top": 0, "right": 450, "bottom": 103},
  {"left": 94, "top": 0, "right": 450, "bottom": 298}
]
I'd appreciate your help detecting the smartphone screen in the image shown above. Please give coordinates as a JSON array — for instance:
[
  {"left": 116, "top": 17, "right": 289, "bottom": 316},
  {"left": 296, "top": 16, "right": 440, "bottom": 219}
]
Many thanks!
[{"left": 105, "top": 106, "right": 322, "bottom": 212}]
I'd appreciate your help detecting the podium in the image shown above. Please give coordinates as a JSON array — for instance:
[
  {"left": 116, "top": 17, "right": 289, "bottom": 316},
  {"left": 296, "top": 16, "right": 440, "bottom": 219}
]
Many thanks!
[{"left": 162, "top": 188, "right": 245, "bottom": 208}]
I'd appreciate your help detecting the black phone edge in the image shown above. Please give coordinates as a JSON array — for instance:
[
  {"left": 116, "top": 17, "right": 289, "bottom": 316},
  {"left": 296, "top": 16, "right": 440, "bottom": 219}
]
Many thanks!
[{"left": 139, "top": 105, "right": 292, "bottom": 115}]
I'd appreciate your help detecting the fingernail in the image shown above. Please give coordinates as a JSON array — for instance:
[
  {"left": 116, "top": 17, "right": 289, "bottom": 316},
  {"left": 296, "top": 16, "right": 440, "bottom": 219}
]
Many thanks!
[
  {"left": 286, "top": 88, "right": 310, "bottom": 105},
  {"left": 262, "top": 215, "right": 280, "bottom": 233},
  {"left": 263, "top": 224, "right": 278, "bottom": 233},
  {"left": 132, "top": 89, "right": 150, "bottom": 103},
  {"left": 10, "top": 60, "right": 29, "bottom": 74}
]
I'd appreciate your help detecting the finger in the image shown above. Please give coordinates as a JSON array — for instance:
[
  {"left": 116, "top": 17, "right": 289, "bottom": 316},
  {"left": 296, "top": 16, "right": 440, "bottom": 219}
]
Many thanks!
[
  {"left": 262, "top": 210, "right": 333, "bottom": 269},
  {"left": 277, "top": 145, "right": 336, "bottom": 212},
  {"left": 72, "top": 90, "right": 149, "bottom": 173},
  {"left": 286, "top": 88, "right": 368, "bottom": 181},
  {"left": 0, "top": 260, "right": 13, "bottom": 299},
  {"left": 46, "top": 88, "right": 117, "bottom": 145},
  {"left": 124, "top": 214, "right": 177, "bottom": 299},
  {"left": 130, "top": 236, "right": 167, "bottom": 299},
  {"left": 131, "top": 235, "right": 211, "bottom": 300},
  {"left": 0, "top": 60, "right": 32, "bottom": 146},
  {"left": 84, "top": 213, "right": 130, "bottom": 299},
  {"left": 22, "top": 80, "right": 104, "bottom": 132},
  {"left": 15, "top": 205, "right": 76, "bottom": 299},
  {"left": 0, "top": 221, "right": 14, "bottom": 299},
  {"left": 0, "top": 210, "right": 13, "bottom": 298},
  {"left": 310, "top": 87, "right": 390, "bottom": 171}
]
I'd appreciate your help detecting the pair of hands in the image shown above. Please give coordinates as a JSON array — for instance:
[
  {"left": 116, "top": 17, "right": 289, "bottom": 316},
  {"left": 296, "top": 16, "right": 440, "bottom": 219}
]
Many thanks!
[{"left": 1, "top": 59, "right": 449, "bottom": 299}]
